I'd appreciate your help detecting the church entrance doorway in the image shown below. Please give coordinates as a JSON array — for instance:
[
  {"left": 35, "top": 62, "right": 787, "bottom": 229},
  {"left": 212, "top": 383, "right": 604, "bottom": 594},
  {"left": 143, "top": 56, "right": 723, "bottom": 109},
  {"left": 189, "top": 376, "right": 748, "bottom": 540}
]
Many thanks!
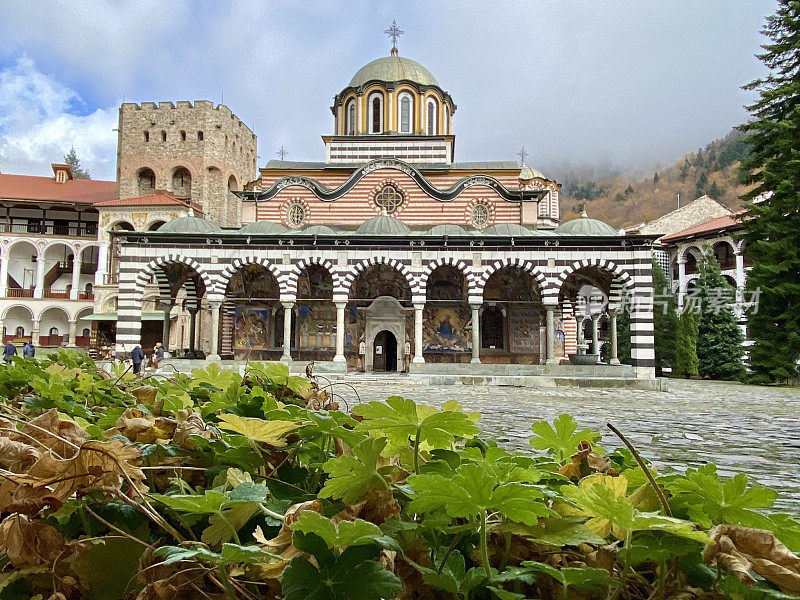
[{"left": 373, "top": 330, "right": 397, "bottom": 372}]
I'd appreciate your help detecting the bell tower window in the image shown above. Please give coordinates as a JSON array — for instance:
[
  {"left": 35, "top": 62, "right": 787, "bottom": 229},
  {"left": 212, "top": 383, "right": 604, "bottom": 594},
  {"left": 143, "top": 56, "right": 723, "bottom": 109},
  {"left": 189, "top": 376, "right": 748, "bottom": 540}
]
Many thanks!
[
  {"left": 369, "top": 93, "right": 383, "bottom": 134},
  {"left": 346, "top": 99, "right": 356, "bottom": 135}
]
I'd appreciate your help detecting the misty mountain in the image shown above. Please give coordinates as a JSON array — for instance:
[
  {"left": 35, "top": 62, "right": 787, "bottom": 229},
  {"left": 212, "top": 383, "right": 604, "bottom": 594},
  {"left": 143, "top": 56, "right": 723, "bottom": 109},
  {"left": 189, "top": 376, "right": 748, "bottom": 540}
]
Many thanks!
[{"left": 555, "top": 130, "right": 751, "bottom": 228}]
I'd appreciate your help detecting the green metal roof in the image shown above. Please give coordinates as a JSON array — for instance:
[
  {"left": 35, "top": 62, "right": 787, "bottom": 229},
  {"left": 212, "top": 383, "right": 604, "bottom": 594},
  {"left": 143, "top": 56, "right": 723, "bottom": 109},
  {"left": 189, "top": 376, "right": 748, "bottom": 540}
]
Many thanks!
[
  {"left": 348, "top": 56, "right": 439, "bottom": 88},
  {"left": 239, "top": 221, "right": 288, "bottom": 235},
  {"left": 158, "top": 216, "right": 221, "bottom": 234},
  {"left": 481, "top": 224, "right": 535, "bottom": 237},
  {"left": 301, "top": 225, "right": 338, "bottom": 235},
  {"left": 422, "top": 224, "right": 472, "bottom": 236},
  {"left": 355, "top": 214, "right": 412, "bottom": 236},
  {"left": 553, "top": 211, "right": 619, "bottom": 236}
]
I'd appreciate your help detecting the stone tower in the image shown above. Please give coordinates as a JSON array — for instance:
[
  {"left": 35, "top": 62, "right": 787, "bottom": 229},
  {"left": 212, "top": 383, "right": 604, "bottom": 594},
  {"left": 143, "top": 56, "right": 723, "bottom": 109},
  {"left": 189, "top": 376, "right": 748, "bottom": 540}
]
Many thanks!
[{"left": 116, "top": 101, "right": 257, "bottom": 227}]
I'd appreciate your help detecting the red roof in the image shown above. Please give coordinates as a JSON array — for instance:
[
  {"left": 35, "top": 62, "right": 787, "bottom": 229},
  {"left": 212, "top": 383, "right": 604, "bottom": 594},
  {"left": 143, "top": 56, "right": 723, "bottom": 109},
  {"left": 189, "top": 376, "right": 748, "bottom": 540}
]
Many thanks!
[
  {"left": 94, "top": 192, "right": 202, "bottom": 213},
  {"left": 660, "top": 210, "right": 748, "bottom": 243},
  {"left": 0, "top": 173, "right": 116, "bottom": 204}
]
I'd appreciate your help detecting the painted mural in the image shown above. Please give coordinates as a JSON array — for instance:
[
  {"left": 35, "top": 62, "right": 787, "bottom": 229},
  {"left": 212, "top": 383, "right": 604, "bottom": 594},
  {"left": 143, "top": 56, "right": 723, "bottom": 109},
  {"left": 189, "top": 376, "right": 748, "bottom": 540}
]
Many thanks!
[
  {"left": 422, "top": 305, "right": 472, "bottom": 352},
  {"left": 508, "top": 307, "right": 542, "bottom": 355},
  {"left": 297, "top": 303, "right": 336, "bottom": 349},
  {"left": 352, "top": 265, "right": 411, "bottom": 300},
  {"left": 234, "top": 306, "right": 272, "bottom": 350},
  {"left": 483, "top": 266, "right": 540, "bottom": 302}
]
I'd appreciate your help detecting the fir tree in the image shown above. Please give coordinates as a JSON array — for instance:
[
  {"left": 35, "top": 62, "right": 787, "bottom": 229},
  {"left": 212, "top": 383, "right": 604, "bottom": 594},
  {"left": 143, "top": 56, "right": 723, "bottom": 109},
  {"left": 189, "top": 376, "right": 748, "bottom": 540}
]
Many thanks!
[
  {"left": 64, "top": 147, "right": 91, "bottom": 179},
  {"left": 707, "top": 181, "right": 723, "bottom": 199},
  {"left": 695, "top": 172, "right": 708, "bottom": 198},
  {"left": 653, "top": 171, "right": 659, "bottom": 185},
  {"left": 652, "top": 257, "right": 678, "bottom": 374},
  {"left": 695, "top": 248, "right": 745, "bottom": 380},
  {"left": 674, "top": 309, "right": 699, "bottom": 378},
  {"left": 679, "top": 159, "right": 691, "bottom": 182},
  {"left": 739, "top": 0, "right": 800, "bottom": 383}
]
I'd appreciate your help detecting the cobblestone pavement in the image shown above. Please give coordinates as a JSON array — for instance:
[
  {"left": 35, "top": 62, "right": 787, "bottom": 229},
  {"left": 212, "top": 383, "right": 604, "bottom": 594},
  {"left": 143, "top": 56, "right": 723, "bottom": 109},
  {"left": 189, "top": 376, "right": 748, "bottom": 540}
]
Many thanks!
[{"left": 341, "top": 378, "right": 800, "bottom": 514}]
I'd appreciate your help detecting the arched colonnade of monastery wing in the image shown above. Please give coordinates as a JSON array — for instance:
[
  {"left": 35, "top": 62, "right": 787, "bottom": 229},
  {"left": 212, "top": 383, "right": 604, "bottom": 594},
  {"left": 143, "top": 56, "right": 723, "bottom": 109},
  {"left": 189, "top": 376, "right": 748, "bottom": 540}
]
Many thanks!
[{"left": 114, "top": 242, "right": 655, "bottom": 374}]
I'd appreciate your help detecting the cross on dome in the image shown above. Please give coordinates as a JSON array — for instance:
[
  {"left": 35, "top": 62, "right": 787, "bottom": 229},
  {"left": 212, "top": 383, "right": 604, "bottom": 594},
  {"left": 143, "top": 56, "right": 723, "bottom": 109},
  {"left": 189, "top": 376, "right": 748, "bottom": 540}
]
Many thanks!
[
  {"left": 383, "top": 20, "right": 405, "bottom": 56},
  {"left": 517, "top": 146, "right": 529, "bottom": 166},
  {"left": 276, "top": 145, "right": 289, "bottom": 161}
]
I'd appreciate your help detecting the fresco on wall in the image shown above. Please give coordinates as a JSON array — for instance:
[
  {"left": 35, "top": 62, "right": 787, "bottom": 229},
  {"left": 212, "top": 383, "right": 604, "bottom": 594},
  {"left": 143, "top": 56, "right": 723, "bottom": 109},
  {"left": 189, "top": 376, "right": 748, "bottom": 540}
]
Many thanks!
[
  {"left": 234, "top": 306, "right": 271, "bottom": 350},
  {"left": 422, "top": 305, "right": 472, "bottom": 352},
  {"left": 352, "top": 265, "right": 410, "bottom": 300},
  {"left": 228, "top": 265, "right": 278, "bottom": 299},
  {"left": 297, "top": 303, "right": 336, "bottom": 349},
  {"left": 483, "top": 266, "right": 540, "bottom": 302},
  {"left": 297, "top": 266, "right": 333, "bottom": 299},
  {"left": 426, "top": 266, "right": 465, "bottom": 301},
  {"left": 345, "top": 306, "right": 366, "bottom": 351},
  {"left": 508, "top": 307, "right": 542, "bottom": 354},
  {"left": 554, "top": 317, "right": 566, "bottom": 357}
]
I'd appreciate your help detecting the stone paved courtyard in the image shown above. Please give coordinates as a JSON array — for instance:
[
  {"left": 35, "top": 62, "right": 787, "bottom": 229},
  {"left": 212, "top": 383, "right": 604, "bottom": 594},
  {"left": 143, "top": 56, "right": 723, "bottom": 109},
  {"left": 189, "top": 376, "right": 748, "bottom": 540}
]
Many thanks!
[{"left": 337, "top": 378, "right": 800, "bottom": 514}]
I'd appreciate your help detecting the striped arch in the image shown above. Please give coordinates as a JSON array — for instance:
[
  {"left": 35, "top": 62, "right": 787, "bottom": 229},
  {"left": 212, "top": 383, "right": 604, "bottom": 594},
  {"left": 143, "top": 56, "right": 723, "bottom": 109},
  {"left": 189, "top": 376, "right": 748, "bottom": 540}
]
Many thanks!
[
  {"left": 678, "top": 245, "right": 703, "bottom": 263},
  {"left": 557, "top": 258, "right": 632, "bottom": 289},
  {"left": 133, "top": 255, "right": 213, "bottom": 306},
  {"left": 474, "top": 258, "right": 551, "bottom": 302},
  {"left": 285, "top": 257, "right": 338, "bottom": 296},
  {"left": 341, "top": 256, "right": 419, "bottom": 297},
  {"left": 215, "top": 256, "right": 284, "bottom": 296},
  {"left": 419, "top": 257, "right": 477, "bottom": 298},
  {"left": 42, "top": 239, "right": 78, "bottom": 256}
]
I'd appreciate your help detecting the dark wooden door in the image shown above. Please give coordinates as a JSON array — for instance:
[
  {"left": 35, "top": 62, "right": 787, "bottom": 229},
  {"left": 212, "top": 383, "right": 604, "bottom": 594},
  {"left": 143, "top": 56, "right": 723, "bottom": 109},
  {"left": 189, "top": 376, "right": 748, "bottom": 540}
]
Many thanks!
[{"left": 373, "top": 331, "right": 387, "bottom": 371}]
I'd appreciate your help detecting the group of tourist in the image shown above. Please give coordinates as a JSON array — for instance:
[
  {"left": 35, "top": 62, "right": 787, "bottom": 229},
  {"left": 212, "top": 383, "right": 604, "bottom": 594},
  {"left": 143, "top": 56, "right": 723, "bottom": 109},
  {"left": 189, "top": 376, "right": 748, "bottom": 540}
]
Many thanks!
[
  {"left": 2, "top": 340, "right": 36, "bottom": 364},
  {"left": 130, "top": 342, "right": 164, "bottom": 375}
]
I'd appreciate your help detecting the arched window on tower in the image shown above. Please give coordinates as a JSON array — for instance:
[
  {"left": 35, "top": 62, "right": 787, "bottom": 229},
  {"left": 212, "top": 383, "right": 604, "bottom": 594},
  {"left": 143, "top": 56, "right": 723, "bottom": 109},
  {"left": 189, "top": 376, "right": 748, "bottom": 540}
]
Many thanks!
[
  {"left": 444, "top": 106, "right": 450, "bottom": 134},
  {"left": 369, "top": 93, "right": 383, "bottom": 134},
  {"left": 161, "top": 130, "right": 167, "bottom": 142},
  {"left": 398, "top": 92, "right": 413, "bottom": 134},
  {"left": 426, "top": 98, "right": 438, "bottom": 135},
  {"left": 346, "top": 99, "right": 356, "bottom": 135}
]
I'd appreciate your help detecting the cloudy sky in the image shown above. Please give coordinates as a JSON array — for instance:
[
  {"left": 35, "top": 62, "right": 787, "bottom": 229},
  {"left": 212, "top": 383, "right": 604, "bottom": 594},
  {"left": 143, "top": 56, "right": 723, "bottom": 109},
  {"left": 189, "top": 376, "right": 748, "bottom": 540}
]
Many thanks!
[{"left": 0, "top": 1, "right": 777, "bottom": 181}]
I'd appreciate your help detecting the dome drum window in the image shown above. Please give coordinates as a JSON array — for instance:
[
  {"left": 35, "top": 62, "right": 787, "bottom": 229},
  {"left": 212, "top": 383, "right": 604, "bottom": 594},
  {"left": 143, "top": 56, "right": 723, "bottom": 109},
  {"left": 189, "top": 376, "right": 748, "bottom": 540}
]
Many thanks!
[
  {"left": 374, "top": 184, "right": 404, "bottom": 214},
  {"left": 286, "top": 202, "right": 307, "bottom": 228}
]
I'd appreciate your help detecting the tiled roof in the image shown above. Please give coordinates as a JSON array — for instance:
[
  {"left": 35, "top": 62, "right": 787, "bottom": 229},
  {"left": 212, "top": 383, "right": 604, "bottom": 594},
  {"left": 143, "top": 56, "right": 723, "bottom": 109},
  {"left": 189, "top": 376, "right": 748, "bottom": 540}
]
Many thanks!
[
  {"left": 660, "top": 211, "right": 747, "bottom": 243},
  {"left": 94, "top": 192, "right": 203, "bottom": 213},
  {"left": 0, "top": 173, "right": 116, "bottom": 204}
]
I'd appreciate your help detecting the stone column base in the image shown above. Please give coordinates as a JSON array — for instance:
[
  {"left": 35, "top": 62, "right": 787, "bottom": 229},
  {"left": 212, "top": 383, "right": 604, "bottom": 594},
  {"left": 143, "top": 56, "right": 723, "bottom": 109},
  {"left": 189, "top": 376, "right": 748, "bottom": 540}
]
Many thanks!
[
  {"left": 206, "top": 353, "right": 221, "bottom": 363},
  {"left": 609, "top": 358, "right": 621, "bottom": 365},
  {"left": 333, "top": 354, "right": 346, "bottom": 363}
]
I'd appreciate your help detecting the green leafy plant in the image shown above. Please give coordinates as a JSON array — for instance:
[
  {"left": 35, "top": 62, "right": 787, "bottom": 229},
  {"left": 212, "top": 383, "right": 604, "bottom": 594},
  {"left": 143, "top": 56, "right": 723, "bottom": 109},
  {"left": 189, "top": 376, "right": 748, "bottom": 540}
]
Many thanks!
[{"left": 530, "top": 413, "right": 602, "bottom": 462}]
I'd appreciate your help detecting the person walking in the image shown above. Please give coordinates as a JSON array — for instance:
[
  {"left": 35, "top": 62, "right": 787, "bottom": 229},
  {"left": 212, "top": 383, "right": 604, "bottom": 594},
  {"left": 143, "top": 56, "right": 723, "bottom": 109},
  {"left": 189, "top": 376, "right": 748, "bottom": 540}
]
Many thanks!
[
  {"left": 153, "top": 342, "right": 164, "bottom": 370},
  {"left": 22, "top": 340, "right": 35, "bottom": 358},
  {"left": 131, "top": 345, "right": 144, "bottom": 375},
  {"left": 3, "top": 341, "right": 17, "bottom": 364}
]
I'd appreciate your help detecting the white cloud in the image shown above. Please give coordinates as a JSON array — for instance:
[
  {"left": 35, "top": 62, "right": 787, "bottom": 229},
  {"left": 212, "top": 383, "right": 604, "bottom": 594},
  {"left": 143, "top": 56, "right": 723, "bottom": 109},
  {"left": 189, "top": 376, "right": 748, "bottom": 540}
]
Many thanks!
[{"left": 0, "top": 55, "right": 118, "bottom": 180}]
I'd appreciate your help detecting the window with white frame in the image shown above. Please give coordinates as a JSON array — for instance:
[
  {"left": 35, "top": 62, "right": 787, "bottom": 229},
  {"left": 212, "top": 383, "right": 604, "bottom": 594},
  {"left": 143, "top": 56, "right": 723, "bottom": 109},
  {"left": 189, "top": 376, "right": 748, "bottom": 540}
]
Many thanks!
[
  {"left": 426, "top": 98, "right": 438, "bottom": 135},
  {"left": 398, "top": 93, "right": 413, "bottom": 133},
  {"left": 346, "top": 99, "right": 356, "bottom": 135},
  {"left": 286, "top": 202, "right": 306, "bottom": 228},
  {"left": 369, "top": 93, "right": 383, "bottom": 134}
]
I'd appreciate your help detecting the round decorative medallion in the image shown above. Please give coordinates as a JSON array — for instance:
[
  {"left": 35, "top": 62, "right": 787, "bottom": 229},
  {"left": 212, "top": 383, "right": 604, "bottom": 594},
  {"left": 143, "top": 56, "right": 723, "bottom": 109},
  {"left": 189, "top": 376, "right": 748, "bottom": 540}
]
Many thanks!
[
  {"left": 374, "top": 184, "right": 404, "bottom": 214},
  {"left": 286, "top": 202, "right": 307, "bottom": 228},
  {"left": 470, "top": 203, "right": 491, "bottom": 228}
]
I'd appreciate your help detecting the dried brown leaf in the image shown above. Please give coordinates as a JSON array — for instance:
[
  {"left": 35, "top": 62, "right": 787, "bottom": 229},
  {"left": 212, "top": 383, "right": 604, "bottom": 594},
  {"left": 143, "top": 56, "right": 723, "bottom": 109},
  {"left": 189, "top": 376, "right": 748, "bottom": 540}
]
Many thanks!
[
  {"left": 705, "top": 524, "right": 800, "bottom": 593},
  {"left": 0, "top": 513, "right": 65, "bottom": 568},
  {"left": 11, "top": 439, "right": 146, "bottom": 502},
  {"left": 172, "top": 409, "right": 215, "bottom": 450},
  {"left": 0, "top": 436, "right": 41, "bottom": 472},
  {"left": 16, "top": 409, "right": 87, "bottom": 458}
]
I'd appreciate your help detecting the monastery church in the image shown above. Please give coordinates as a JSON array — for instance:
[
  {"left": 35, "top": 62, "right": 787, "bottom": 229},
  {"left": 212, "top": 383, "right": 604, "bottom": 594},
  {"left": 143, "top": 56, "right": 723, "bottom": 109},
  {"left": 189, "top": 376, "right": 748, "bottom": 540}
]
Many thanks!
[{"left": 0, "top": 32, "right": 658, "bottom": 378}]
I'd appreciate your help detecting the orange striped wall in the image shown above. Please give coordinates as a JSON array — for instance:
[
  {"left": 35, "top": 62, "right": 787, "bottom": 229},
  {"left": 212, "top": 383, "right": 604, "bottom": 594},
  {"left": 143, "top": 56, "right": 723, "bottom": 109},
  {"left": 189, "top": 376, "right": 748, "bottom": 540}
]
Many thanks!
[{"left": 253, "top": 168, "right": 525, "bottom": 226}]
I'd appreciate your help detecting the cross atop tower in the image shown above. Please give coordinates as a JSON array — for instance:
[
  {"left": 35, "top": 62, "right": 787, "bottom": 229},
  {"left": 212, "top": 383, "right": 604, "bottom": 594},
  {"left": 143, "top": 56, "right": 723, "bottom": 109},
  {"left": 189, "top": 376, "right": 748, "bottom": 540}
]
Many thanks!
[
  {"left": 277, "top": 145, "right": 289, "bottom": 162},
  {"left": 517, "top": 146, "right": 529, "bottom": 166},
  {"left": 384, "top": 20, "right": 405, "bottom": 56}
]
